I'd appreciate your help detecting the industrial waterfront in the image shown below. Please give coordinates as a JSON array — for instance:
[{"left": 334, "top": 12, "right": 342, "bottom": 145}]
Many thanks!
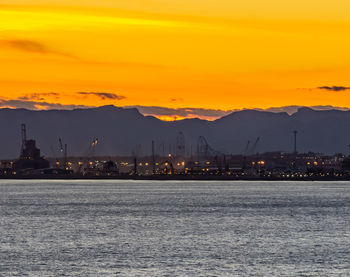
[{"left": 1, "top": 124, "right": 350, "bottom": 180}]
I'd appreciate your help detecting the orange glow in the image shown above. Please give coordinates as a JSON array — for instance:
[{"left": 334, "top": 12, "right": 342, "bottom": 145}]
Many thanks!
[
  {"left": 1, "top": 1, "right": 350, "bottom": 119},
  {"left": 153, "top": 115, "right": 187, "bottom": 121}
]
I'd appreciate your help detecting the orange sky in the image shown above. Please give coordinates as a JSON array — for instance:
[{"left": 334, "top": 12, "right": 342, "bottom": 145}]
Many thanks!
[{"left": 1, "top": 1, "right": 350, "bottom": 119}]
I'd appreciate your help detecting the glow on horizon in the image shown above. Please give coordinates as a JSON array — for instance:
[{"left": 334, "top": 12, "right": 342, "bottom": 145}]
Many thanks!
[{"left": 1, "top": 1, "right": 350, "bottom": 119}]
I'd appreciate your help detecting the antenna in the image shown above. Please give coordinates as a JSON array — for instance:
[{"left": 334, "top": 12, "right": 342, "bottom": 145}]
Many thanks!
[
  {"left": 21, "top": 123, "right": 27, "bottom": 154},
  {"left": 64, "top": 144, "right": 68, "bottom": 169},
  {"left": 152, "top": 140, "right": 155, "bottom": 174}
]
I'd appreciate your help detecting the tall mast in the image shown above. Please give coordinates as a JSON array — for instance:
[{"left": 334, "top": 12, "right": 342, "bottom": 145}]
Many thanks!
[{"left": 21, "top": 123, "right": 27, "bottom": 154}]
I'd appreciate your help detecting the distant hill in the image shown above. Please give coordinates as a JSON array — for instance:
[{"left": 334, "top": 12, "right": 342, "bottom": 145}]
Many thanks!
[{"left": 0, "top": 105, "right": 349, "bottom": 159}]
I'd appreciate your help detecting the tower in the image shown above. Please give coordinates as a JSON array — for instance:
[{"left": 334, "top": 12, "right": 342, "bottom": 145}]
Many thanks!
[
  {"left": 176, "top": 132, "right": 186, "bottom": 157},
  {"left": 21, "top": 123, "right": 27, "bottom": 155},
  {"left": 152, "top": 140, "right": 155, "bottom": 174},
  {"left": 293, "top": 130, "right": 298, "bottom": 154}
]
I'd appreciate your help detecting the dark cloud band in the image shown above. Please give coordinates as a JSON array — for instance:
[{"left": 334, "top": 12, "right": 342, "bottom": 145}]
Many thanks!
[
  {"left": 128, "top": 106, "right": 235, "bottom": 118},
  {"left": 1, "top": 98, "right": 350, "bottom": 120},
  {"left": 78, "top": 92, "right": 126, "bottom": 100},
  {"left": 317, "top": 86, "right": 350, "bottom": 92},
  {"left": 0, "top": 99, "right": 92, "bottom": 110},
  {"left": 0, "top": 39, "right": 74, "bottom": 58}
]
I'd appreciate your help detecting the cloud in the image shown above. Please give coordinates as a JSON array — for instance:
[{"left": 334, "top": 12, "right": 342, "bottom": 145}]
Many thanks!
[
  {"left": 0, "top": 39, "right": 74, "bottom": 57},
  {"left": 264, "top": 105, "right": 350, "bottom": 115},
  {"left": 2, "top": 97, "right": 350, "bottom": 120},
  {"left": 0, "top": 99, "right": 93, "bottom": 110},
  {"left": 128, "top": 105, "right": 350, "bottom": 120},
  {"left": 0, "top": 91, "right": 125, "bottom": 112},
  {"left": 0, "top": 39, "right": 176, "bottom": 69},
  {"left": 0, "top": 99, "right": 233, "bottom": 119},
  {"left": 78, "top": 92, "right": 126, "bottom": 100},
  {"left": 2, "top": 39, "right": 48, "bottom": 53},
  {"left": 18, "top": 92, "right": 60, "bottom": 101},
  {"left": 170, "top": 98, "right": 183, "bottom": 102},
  {"left": 127, "top": 105, "right": 235, "bottom": 120},
  {"left": 317, "top": 86, "right": 350, "bottom": 92}
]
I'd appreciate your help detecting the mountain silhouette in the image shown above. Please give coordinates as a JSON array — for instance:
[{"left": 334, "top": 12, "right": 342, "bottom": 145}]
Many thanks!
[{"left": 0, "top": 105, "right": 349, "bottom": 159}]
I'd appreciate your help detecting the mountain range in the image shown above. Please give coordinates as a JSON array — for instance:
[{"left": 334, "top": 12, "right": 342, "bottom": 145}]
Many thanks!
[{"left": 0, "top": 105, "right": 349, "bottom": 159}]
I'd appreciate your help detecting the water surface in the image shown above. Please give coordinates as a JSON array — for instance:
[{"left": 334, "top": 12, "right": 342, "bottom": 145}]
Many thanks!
[{"left": 1, "top": 180, "right": 349, "bottom": 276}]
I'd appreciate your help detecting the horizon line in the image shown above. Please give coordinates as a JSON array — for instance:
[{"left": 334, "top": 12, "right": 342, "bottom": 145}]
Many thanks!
[{"left": 1, "top": 104, "right": 350, "bottom": 122}]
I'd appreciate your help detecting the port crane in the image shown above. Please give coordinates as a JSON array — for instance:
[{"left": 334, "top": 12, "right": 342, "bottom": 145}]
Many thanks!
[
  {"left": 197, "top": 136, "right": 223, "bottom": 159},
  {"left": 243, "top": 140, "right": 250, "bottom": 156},
  {"left": 84, "top": 138, "right": 98, "bottom": 157},
  {"left": 83, "top": 138, "right": 99, "bottom": 169},
  {"left": 250, "top": 137, "right": 260, "bottom": 155},
  {"left": 58, "top": 138, "right": 68, "bottom": 169}
]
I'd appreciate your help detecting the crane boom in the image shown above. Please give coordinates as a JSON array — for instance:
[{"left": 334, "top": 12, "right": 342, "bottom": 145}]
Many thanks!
[
  {"left": 59, "top": 138, "right": 63, "bottom": 152},
  {"left": 243, "top": 140, "right": 250, "bottom": 155},
  {"left": 251, "top": 137, "right": 260, "bottom": 155}
]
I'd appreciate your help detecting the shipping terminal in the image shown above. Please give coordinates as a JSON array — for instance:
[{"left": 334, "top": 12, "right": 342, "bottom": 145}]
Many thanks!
[{"left": 1, "top": 124, "right": 350, "bottom": 180}]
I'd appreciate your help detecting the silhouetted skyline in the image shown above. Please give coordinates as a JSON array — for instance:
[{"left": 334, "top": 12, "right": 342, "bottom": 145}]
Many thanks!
[{"left": 1, "top": 106, "right": 350, "bottom": 159}]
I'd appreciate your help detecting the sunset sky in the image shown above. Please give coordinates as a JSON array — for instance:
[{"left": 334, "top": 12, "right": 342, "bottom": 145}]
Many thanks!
[{"left": 1, "top": 0, "right": 350, "bottom": 120}]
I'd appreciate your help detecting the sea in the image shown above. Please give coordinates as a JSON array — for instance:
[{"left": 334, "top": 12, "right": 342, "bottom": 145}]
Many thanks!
[{"left": 0, "top": 180, "right": 349, "bottom": 276}]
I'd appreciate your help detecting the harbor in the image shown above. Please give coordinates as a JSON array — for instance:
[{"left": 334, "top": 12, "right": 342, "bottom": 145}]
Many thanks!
[{"left": 1, "top": 124, "right": 350, "bottom": 180}]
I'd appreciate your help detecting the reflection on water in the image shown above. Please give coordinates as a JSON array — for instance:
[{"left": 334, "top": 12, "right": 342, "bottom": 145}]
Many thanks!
[{"left": 1, "top": 180, "right": 349, "bottom": 276}]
